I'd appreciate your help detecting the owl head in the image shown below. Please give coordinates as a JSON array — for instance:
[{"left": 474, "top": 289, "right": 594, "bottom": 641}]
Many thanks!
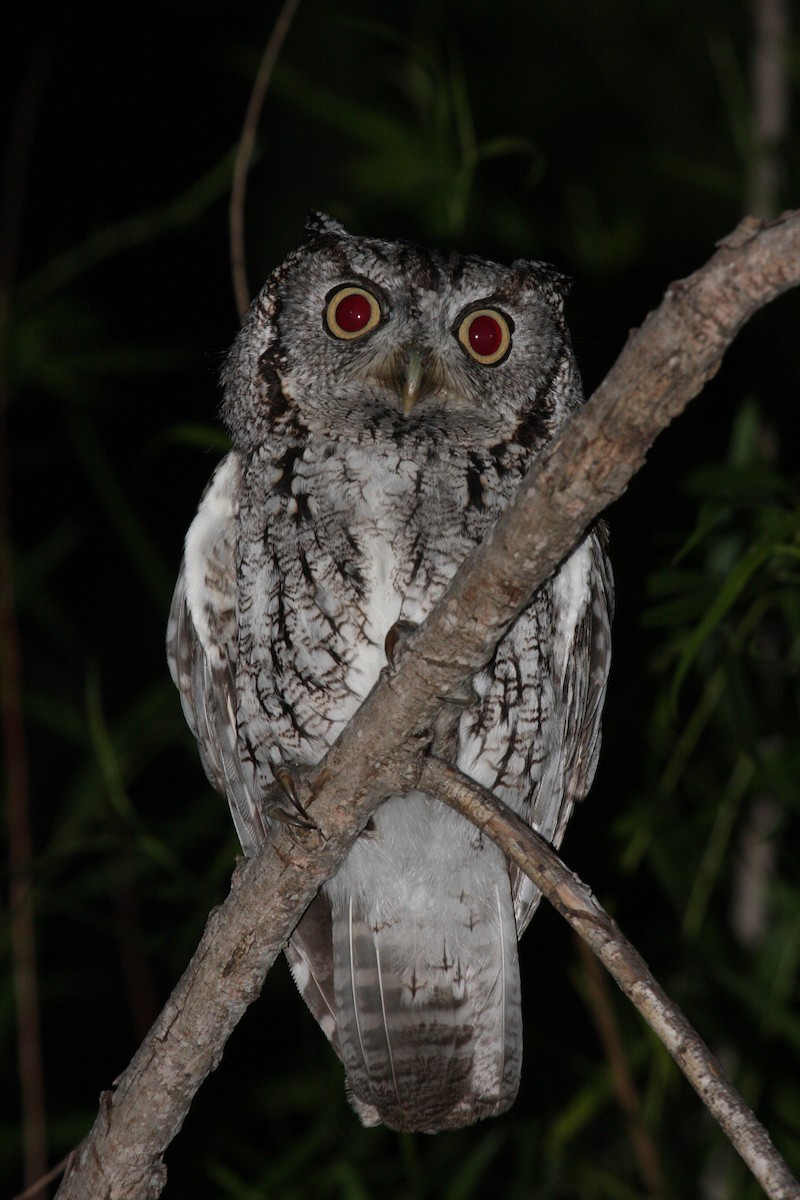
[{"left": 223, "top": 214, "right": 583, "bottom": 452}]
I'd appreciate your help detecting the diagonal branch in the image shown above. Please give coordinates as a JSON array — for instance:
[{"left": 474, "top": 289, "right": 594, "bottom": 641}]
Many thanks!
[
  {"left": 55, "top": 211, "right": 800, "bottom": 1200},
  {"left": 419, "top": 757, "right": 800, "bottom": 1200}
]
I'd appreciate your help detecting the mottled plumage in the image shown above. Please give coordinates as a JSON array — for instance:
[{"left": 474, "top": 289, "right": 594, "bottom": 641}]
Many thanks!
[{"left": 167, "top": 213, "right": 613, "bottom": 1132}]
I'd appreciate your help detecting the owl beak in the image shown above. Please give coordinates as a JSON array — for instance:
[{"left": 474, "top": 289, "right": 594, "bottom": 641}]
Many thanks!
[{"left": 401, "top": 347, "right": 426, "bottom": 416}]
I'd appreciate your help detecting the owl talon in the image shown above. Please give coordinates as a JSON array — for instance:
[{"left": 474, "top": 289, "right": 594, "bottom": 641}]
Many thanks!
[
  {"left": 384, "top": 620, "right": 418, "bottom": 669},
  {"left": 267, "top": 802, "right": 315, "bottom": 829},
  {"left": 273, "top": 763, "right": 316, "bottom": 829},
  {"left": 360, "top": 816, "right": 378, "bottom": 838}
]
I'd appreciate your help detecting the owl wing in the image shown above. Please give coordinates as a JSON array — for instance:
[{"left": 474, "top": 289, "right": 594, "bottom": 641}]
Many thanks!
[
  {"left": 166, "top": 451, "right": 269, "bottom": 856},
  {"left": 511, "top": 525, "right": 614, "bottom": 935}
]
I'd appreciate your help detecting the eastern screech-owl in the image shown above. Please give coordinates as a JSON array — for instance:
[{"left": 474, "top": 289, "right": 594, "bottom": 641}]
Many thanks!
[{"left": 167, "top": 213, "right": 613, "bottom": 1133}]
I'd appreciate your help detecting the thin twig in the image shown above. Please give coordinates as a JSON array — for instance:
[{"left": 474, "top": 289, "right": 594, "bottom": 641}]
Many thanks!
[
  {"left": 748, "top": 0, "right": 790, "bottom": 218},
  {"left": 729, "top": 0, "right": 791, "bottom": 956},
  {"left": 10, "top": 1154, "right": 71, "bottom": 1200},
  {"left": 419, "top": 758, "right": 799, "bottom": 1200},
  {"left": 229, "top": 0, "right": 302, "bottom": 319}
]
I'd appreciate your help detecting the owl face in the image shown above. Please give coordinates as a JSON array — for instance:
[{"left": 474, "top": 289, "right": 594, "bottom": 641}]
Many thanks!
[{"left": 224, "top": 213, "right": 581, "bottom": 451}]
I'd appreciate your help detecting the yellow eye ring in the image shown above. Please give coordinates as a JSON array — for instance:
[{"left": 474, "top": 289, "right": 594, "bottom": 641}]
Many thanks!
[
  {"left": 325, "top": 286, "right": 382, "bottom": 340},
  {"left": 456, "top": 308, "right": 512, "bottom": 364}
]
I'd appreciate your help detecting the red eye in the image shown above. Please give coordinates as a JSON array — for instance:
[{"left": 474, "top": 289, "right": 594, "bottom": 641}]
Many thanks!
[
  {"left": 336, "top": 292, "right": 372, "bottom": 332},
  {"left": 325, "top": 286, "right": 381, "bottom": 339},
  {"left": 468, "top": 314, "right": 503, "bottom": 356},
  {"left": 457, "top": 308, "right": 512, "bottom": 364}
]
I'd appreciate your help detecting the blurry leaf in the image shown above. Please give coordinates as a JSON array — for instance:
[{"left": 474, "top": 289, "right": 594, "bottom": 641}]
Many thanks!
[
  {"left": 15, "top": 149, "right": 238, "bottom": 312},
  {"left": 681, "top": 751, "right": 754, "bottom": 938},
  {"left": 443, "top": 1128, "right": 505, "bottom": 1200},
  {"left": 276, "top": 49, "right": 537, "bottom": 240},
  {"left": 325, "top": 1159, "right": 372, "bottom": 1200},
  {"left": 547, "top": 1067, "right": 612, "bottom": 1148},
  {"left": 671, "top": 510, "right": 800, "bottom": 701},
  {"left": 149, "top": 422, "right": 231, "bottom": 456},
  {"left": 66, "top": 406, "right": 173, "bottom": 608}
]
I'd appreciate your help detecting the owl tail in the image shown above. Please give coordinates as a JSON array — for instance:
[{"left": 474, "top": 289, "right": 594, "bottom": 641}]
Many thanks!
[{"left": 323, "top": 805, "right": 523, "bottom": 1133}]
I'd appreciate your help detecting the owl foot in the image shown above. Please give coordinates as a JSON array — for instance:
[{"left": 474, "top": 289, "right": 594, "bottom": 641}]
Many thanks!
[
  {"left": 384, "top": 620, "right": 418, "bottom": 669},
  {"left": 269, "top": 763, "right": 316, "bottom": 830}
]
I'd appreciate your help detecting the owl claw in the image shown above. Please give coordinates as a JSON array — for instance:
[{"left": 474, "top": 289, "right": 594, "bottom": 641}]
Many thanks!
[
  {"left": 272, "top": 763, "right": 317, "bottom": 829},
  {"left": 384, "top": 620, "right": 418, "bottom": 669},
  {"left": 267, "top": 802, "right": 315, "bottom": 829}
]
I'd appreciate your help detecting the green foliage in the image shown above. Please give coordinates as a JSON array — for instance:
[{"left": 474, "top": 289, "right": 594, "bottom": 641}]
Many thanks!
[{"left": 2, "top": 2, "right": 799, "bottom": 1197}]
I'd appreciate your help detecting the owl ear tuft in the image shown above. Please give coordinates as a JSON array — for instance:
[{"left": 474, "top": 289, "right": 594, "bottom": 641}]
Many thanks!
[
  {"left": 512, "top": 259, "right": 573, "bottom": 299},
  {"left": 304, "top": 211, "right": 349, "bottom": 239}
]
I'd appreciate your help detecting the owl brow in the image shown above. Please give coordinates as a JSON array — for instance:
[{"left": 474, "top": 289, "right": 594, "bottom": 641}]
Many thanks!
[
  {"left": 329, "top": 272, "right": 388, "bottom": 304},
  {"left": 379, "top": 240, "right": 443, "bottom": 292},
  {"left": 487, "top": 277, "right": 531, "bottom": 305},
  {"left": 317, "top": 241, "right": 352, "bottom": 274},
  {"left": 445, "top": 254, "right": 469, "bottom": 289}
]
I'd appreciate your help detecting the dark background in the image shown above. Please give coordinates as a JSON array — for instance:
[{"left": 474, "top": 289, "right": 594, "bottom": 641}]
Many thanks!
[{"left": 2, "top": 2, "right": 799, "bottom": 1197}]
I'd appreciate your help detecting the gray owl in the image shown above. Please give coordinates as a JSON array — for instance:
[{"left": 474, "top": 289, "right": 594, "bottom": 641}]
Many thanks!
[{"left": 167, "top": 213, "right": 613, "bottom": 1133}]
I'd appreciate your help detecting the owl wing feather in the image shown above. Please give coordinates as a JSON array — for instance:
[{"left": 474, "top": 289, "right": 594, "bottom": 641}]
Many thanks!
[
  {"left": 511, "top": 526, "right": 614, "bottom": 935},
  {"left": 166, "top": 452, "right": 269, "bottom": 857},
  {"left": 169, "top": 454, "right": 353, "bottom": 1068},
  {"left": 559, "top": 523, "right": 615, "bottom": 816},
  {"left": 284, "top": 894, "right": 343, "bottom": 1056}
]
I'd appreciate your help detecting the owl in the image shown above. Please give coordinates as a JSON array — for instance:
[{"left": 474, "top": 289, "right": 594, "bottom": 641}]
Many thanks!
[{"left": 167, "top": 213, "right": 613, "bottom": 1133}]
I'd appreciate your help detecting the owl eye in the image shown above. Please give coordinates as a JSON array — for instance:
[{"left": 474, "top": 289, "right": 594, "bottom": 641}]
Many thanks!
[
  {"left": 456, "top": 309, "right": 512, "bottom": 365},
  {"left": 325, "top": 286, "right": 382, "bottom": 340}
]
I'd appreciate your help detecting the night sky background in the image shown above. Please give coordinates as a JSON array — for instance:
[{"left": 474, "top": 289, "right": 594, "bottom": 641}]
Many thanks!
[{"left": 2, "top": 2, "right": 799, "bottom": 1197}]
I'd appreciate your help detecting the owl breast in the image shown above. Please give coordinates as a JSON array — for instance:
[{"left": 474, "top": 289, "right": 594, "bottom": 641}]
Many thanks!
[{"left": 234, "top": 423, "right": 521, "bottom": 788}]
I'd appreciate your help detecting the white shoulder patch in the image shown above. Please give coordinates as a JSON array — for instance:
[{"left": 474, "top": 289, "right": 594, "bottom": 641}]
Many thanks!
[
  {"left": 552, "top": 537, "right": 592, "bottom": 642},
  {"left": 183, "top": 452, "right": 241, "bottom": 659}
]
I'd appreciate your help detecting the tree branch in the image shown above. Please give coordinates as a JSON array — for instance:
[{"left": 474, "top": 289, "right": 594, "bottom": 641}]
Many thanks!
[
  {"left": 419, "top": 758, "right": 799, "bottom": 1200},
  {"left": 55, "top": 211, "right": 800, "bottom": 1199}
]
